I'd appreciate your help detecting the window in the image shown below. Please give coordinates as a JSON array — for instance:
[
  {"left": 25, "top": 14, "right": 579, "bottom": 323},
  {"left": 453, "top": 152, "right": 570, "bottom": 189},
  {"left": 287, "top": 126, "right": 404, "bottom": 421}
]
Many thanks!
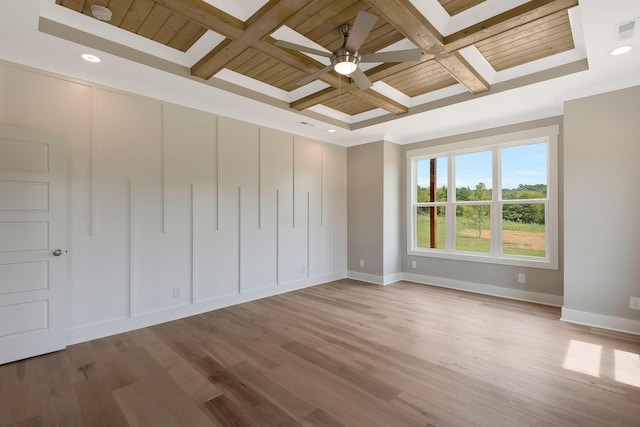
[{"left": 407, "top": 126, "right": 558, "bottom": 269}]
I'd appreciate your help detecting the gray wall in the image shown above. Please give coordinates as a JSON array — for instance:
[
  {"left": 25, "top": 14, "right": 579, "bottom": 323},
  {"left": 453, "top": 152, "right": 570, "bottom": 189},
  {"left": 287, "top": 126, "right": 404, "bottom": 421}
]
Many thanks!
[
  {"left": 564, "top": 86, "right": 640, "bottom": 321},
  {"left": 348, "top": 141, "right": 384, "bottom": 276},
  {"left": 383, "top": 141, "right": 402, "bottom": 277},
  {"left": 400, "top": 117, "right": 565, "bottom": 298}
]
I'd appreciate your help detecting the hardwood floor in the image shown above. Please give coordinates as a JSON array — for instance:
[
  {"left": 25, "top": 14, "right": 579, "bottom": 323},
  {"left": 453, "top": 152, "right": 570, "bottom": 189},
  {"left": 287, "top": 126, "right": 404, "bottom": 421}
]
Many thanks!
[{"left": 1, "top": 279, "right": 639, "bottom": 426}]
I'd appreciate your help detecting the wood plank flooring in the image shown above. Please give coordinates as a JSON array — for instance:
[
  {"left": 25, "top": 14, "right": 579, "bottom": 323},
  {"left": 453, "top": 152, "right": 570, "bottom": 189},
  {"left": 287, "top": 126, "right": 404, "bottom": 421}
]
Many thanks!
[{"left": 1, "top": 279, "right": 639, "bottom": 426}]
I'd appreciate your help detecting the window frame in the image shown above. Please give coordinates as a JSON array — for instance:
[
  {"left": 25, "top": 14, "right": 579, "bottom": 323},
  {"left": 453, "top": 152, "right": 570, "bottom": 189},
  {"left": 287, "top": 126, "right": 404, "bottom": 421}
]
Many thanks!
[{"left": 406, "top": 125, "right": 559, "bottom": 270}]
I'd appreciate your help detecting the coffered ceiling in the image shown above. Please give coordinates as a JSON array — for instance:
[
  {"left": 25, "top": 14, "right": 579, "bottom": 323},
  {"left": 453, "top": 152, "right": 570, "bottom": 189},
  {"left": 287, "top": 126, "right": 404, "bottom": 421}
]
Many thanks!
[
  {"left": 52, "top": 0, "right": 578, "bottom": 117},
  {"left": 1, "top": 1, "right": 640, "bottom": 145}
]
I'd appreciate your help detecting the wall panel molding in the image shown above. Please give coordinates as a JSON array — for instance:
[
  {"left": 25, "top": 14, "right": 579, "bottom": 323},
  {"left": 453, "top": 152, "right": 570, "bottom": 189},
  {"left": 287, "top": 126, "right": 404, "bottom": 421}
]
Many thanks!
[
  {"left": 215, "top": 118, "right": 220, "bottom": 231},
  {"left": 258, "top": 129, "right": 262, "bottom": 229},
  {"left": 0, "top": 63, "right": 348, "bottom": 346},
  {"left": 333, "top": 187, "right": 337, "bottom": 273},
  {"left": 0, "top": 65, "right": 4, "bottom": 124},
  {"left": 238, "top": 186, "right": 242, "bottom": 294},
  {"left": 191, "top": 183, "right": 196, "bottom": 304},
  {"left": 90, "top": 87, "right": 99, "bottom": 236},
  {"left": 161, "top": 104, "right": 167, "bottom": 233},
  {"left": 321, "top": 144, "right": 324, "bottom": 227},
  {"left": 276, "top": 189, "right": 280, "bottom": 286},
  {"left": 129, "top": 178, "right": 135, "bottom": 317},
  {"left": 292, "top": 139, "right": 296, "bottom": 228},
  {"left": 307, "top": 191, "right": 310, "bottom": 279}
]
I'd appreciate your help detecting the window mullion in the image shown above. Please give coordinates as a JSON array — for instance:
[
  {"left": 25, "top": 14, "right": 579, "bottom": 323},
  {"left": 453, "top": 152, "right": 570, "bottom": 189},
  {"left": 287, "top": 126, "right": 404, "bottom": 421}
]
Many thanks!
[
  {"left": 492, "top": 147, "right": 501, "bottom": 256},
  {"left": 448, "top": 153, "right": 455, "bottom": 252}
]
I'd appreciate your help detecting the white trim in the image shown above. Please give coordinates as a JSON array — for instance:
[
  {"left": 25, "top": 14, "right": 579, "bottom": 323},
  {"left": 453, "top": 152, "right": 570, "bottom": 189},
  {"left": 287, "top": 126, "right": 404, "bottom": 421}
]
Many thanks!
[
  {"left": 347, "top": 271, "right": 385, "bottom": 285},
  {"left": 402, "top": 272, "right": 563, "bottom": 307},
  {"left": 383, "top": 273, "right": 403, "bottom": 285},
  {"left": 405, "top": 125, "right": 559, "bottom": 159},
  {"left": 347, "top": 271, "right": 402, "bottom": 286},
  {"left": 561, "top": 308, "right": 640, "bottom": 336},
  {"left": 68, "top": 271, "right": 346, "bottom": 345}
]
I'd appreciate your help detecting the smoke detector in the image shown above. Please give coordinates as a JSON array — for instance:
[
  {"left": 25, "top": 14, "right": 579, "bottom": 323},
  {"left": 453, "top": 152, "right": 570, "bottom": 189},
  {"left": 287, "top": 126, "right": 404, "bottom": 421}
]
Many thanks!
[{"left": 91, "top": 5, "right": 112, "bottom": 22}]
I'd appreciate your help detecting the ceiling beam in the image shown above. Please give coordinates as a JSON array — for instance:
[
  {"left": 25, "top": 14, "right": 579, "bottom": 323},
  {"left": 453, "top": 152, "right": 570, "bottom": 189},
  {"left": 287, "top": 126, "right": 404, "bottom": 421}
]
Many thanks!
[
  {"left": 289, "top": 0, "right": 578, "bottom": 114},
  {"left": 155, "top": 0, "right": 407, "bottom": 114},
  {"left": 291, "top": 86, "right": 344, "bottom": 111},
  {"left": 363, "top": 0, "right": 489, "bottom": 94},
  {"left": 352, "top": 89, "right": 408, "bottom": 115},
  {"left": 437, "top": 52, "right": 488, "bottom": 93},
  {"left": 259, "top": 39, "right": 408, "bottom": 113},
  {"left": 152, "top": 0, "right": 341, "bottom": 84},
  {"left": 257, "top": 38, "right": 342, "bottom": 87},
  {"left": 290, "top": 76, "right": 409, "bottom": 115},
  {"left": 263, "top": 38, "right": 416, "bottom": 113},
  {"left": 190, "top": 0, "right": 314, "bottom": 79},
  {"left": 444, "top": 0, "right": 579, "bottom": 52},
  {"left": 290, "top": 62, "right": 419, "bottom": 112},
  {"left": 151, "top": 0, "right": 244, "bottom": 39}
]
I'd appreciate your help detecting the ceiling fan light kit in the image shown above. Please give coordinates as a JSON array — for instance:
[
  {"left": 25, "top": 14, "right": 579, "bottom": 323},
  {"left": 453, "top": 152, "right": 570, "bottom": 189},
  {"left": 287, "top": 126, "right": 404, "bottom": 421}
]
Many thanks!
[
  {"left": 274, "top": 10, "right": 422, "bottom": 91},
  {"left": 332, "top": 48, "right": 360, "bottom": 75}
]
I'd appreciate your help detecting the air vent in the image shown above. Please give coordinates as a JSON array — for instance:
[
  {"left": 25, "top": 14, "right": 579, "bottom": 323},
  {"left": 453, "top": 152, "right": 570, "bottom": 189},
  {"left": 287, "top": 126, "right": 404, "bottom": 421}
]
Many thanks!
[{"left": 616, "top": 18, "right": 638, "bottom": 42}]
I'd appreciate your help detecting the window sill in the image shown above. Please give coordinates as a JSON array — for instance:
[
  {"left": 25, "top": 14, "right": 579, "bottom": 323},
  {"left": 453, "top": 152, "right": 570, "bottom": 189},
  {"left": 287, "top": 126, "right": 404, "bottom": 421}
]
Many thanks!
[{"left": 408, "top": 248, "right": 558, "bottom": 270}]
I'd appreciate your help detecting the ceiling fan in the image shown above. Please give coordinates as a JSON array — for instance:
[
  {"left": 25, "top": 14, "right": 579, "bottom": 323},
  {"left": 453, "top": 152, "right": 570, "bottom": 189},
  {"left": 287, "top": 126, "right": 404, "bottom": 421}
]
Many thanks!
[{"left": 274, "top": 11, "right": 423, "bottom": 90}]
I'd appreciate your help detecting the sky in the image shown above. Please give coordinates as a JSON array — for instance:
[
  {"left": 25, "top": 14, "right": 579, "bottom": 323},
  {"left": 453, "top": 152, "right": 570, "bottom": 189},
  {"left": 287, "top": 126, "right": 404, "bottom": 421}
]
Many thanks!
[{"left": 417, "top": 142, "right": 548, "bottom": 190}]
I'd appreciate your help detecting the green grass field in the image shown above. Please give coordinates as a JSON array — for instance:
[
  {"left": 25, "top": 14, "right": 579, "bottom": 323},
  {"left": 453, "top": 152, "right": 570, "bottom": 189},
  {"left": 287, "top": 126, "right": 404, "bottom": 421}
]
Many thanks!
[{"left": 417, "top": 214, "right": 545, "bottom": 257}]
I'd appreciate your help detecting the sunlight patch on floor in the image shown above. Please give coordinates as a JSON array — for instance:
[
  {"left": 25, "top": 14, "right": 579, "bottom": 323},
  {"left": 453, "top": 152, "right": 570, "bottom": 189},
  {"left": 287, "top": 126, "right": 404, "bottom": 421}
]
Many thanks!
[
  {"left": 614, "top": 349, "right": 640, "bottom": 388},
  {"left": 563, "top": 340, "right": 602, "bottom": 377}
]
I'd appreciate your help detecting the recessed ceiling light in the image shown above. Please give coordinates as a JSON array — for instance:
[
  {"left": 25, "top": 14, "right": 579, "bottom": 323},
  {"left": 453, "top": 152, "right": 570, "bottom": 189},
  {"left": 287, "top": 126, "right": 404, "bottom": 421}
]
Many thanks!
[
  {"left": 81, "top": 53, "right": 101, "bottom": 63},
  {"left": 327, "top": 129, "right": 336, "bottom": 133},
  {"left": 610, "top": 45, "right": 633, "bottom": 56}
]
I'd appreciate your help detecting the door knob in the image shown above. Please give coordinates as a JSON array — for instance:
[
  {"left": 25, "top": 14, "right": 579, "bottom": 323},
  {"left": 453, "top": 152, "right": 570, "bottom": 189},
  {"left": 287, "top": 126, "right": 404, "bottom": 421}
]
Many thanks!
[{"left": 52, "top": 249, "right": 63, "bottom": 256}]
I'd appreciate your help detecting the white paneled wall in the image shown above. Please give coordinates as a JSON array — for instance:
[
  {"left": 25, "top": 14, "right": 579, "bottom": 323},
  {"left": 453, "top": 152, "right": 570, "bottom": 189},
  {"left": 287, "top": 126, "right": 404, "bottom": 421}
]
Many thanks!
[{"left": 0, "top": 63, "right": 347, "bottom": 343}]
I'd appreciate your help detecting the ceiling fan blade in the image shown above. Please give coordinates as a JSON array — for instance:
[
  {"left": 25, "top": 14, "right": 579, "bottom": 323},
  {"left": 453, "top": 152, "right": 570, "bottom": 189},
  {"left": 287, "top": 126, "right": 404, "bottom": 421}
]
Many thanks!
[
  {"left": 350, "top": 68, "right": 373, "bottom": 90},
  {"left": 345, "top": 11, "right": 378, "bottom": 52},
  {"left": 361, "top": 48, "right": 423, "bottom": 63},
  {"left": 274, "top": 40, "right": 332, "bottom": 58},
  {"left": 295, "top": 64, "right": 334, "bottom": 87}
]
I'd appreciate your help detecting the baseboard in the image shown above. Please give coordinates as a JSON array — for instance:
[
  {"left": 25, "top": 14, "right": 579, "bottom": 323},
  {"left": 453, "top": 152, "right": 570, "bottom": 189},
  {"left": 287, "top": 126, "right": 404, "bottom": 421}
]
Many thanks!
[
  {"left": 401, "top": 272, "right": 564, "bottom": 307},
  {"left": 383, "top": 273, "right": 403, "bottom": 285},
  {"left": 561, "top": 308, "right": 640, "bottom": 336},
  {"left": 68, "top": 271, "right": 346, "bottom": 345},
  {"left": 346, "top": 271, "right": 402, "bottom": 286}
]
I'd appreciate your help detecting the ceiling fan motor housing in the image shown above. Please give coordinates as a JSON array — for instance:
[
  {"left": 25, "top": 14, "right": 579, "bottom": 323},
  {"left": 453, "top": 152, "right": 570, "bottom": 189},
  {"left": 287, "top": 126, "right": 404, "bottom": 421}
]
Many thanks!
[{"left": 331, "top": 47, "right": 361, "bottom": 75}]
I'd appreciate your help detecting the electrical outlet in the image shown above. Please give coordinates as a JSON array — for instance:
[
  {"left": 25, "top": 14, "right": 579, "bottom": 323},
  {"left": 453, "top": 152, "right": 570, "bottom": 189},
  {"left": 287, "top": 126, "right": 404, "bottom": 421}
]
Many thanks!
[
  {"left": 302, "top": 265, "right": 307, "bottom": 274},
  {"left": 359, "top": 259, "right": 365, "bottom": 268},
  {"left": 518, "top": 273, "right": 526, "bottom": 284},
  {"left": 630, "top": 297, "right": 640, "bottom": 310},
  {"left": 172, "top": 287, "right": 181, "bottom": 298},
  {"left": 411, "top": 260, "right": 417, "bottom": 269}
]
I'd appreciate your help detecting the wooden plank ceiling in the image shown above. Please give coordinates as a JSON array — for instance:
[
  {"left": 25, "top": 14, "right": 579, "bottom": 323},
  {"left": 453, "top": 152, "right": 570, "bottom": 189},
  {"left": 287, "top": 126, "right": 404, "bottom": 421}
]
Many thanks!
[
  {"left": 56, "top": 0, "right": 578, "bottom": 117},
  {"left": 438, "top": 0, "right": 486, "bottom": 16}
]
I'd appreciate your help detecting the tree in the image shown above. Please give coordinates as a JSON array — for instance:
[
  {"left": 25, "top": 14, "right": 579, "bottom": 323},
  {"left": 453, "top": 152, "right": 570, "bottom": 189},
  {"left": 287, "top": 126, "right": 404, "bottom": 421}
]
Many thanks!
[{"left": 461, "top": 183, "right": 490, "bottom": 238}]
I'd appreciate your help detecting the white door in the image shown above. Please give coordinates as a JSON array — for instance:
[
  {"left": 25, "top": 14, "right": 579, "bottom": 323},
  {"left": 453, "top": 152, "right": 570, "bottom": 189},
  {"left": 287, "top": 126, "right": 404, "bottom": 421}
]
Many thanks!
[{"left": 0, "top": 125, "right": 66, "bottom": 365}]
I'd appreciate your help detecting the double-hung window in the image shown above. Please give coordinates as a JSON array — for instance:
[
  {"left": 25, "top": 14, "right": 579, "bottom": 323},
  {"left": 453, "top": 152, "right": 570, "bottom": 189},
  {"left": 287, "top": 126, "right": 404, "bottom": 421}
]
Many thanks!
[{"left": 407, "top": 126, "right": 558, "bottom": 269}]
